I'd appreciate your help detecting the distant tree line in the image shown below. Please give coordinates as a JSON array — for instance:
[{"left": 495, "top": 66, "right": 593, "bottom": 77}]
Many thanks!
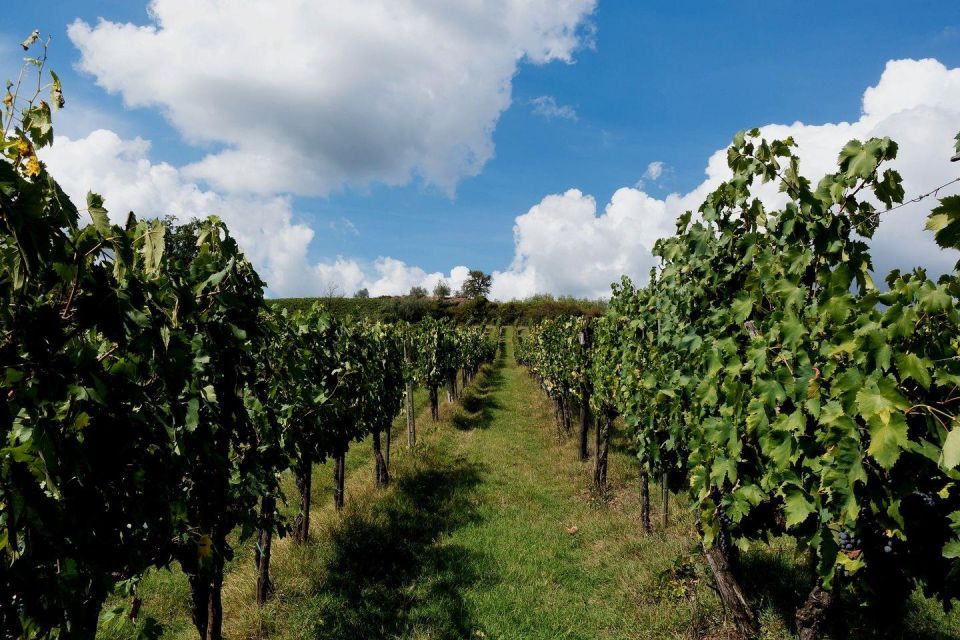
[
  {"left": 279, "top": 267, "right": 598, "bottom": 324},
  {"left": 270, "top": 293, "right": 605, "bottom": 325}
]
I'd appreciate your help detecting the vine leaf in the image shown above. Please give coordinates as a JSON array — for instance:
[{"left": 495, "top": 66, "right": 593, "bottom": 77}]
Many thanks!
[
  {"left": 895, "top": 352, "right": 931, "bottom": 390},
  {"left": 866, "top": 413, "right": 908, "bottom": 469},
  {"left": 926, "top": 195, "right": 960, "bottom": 251},
  {"left": 86, "top": 192, "right": 110, "bottom": 234},
  {"left": 942, "top": 423, "right": 960, "bottom": 469},
  {"left": 783, "top": 488, "right": 815, "bottom": 527}
]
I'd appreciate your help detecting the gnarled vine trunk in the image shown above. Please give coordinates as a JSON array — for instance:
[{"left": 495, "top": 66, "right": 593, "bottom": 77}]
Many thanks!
[
  {"left": 373, "top": 428, "right": 389, "bottom": 486},
  {"left": 699, "top": 516, "right": 758, "bottom": 640},
  {"left": 661, "top": 471, "right": 669, "bottom": 530},
  {"left": 188, "top": 530, "right": 226, "bottom": 640},
  {"left": 406, "top": 381, "right": 416, "bottom": 446},
  {"left": 639, "top": 470, "right": 652, "bottom": 534},
  {"left": 447, "top": 371, "right": 458, "bottom": 402},
  {"left": 333, "top": 453, "right": 346, "bottom": 511},
  {"left": 795, "top": 582, "right": 834, "bottom": 640},
  {"left": 429, "top": 386, "right": 439, "bottom": 421},
  {"left": 385, "top": 424, "right": 391, "bottom": 470},
  {"left": 255, "top": 495, "right": 275, "bottom": 606},
  {"left": 186, "top": 373, "right": 237, "bottom": 640},
  {"left": 578, "top": 398, "right": 590, "bottom": 461},
  {"left": 293, "top": 456, "right": 312, "bottom": 543},
  {"left": 557, "top": 395, "right": 570, "bottom": 437},
  {"left": 593, "top": 409, "right": 612, "bottom": 491}
]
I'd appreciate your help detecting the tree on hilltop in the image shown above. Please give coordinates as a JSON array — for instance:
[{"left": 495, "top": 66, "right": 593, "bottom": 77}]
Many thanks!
[{"left": 460, "top": 270, "right": 492, "bottom": 299}]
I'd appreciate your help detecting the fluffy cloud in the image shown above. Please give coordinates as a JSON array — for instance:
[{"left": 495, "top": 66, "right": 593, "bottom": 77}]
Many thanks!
[
  {"left": 67, "top": 0, "right": 596, "bottom": 196},
  {"left": 40, "top": 52, "right": 960, "bottom": 302},
  {"left": 633, "top": 160, "right": 667, "bottom": 190},
  {"left": 530, "top": 95, "right": 578, "bottom": 121},
  {"left": 364, "top": 261, "right": 469, "bottom": 298},
  {"left": 40, "top": 129, "right": 468, "bottom": 298},
  {"left": 493, "top": 58, "right": 960, "bottom": 300},
  {"left": 491, "top": 187, "right": 675, "bottom": 299},
  {"left": 643, "top": 161, "right": 664, "bottom": 181},
  {"left": 304, "top": 257, "right": 469, "bottom": 298}
]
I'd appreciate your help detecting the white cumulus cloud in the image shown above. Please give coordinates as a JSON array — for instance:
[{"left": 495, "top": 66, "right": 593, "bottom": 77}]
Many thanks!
[
  {"left": 40, "top": 129, "right": 469, "bottom": 298},
  {"left": 41, "top": 49, "right": 960, "bottom": 303},
  {"left": 67, "top": 0, "right": 596, "bottom": 197},
  {"left": 493, "top": 58, "right": 960, "bottom": 300},
  {"left": 491, "top": 187, "right": 675, "bottom": 299}
]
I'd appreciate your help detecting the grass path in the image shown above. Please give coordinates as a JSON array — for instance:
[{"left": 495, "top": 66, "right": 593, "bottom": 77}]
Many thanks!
[{"left": 435, "top": 333, "right": 708, "bottom": 640}]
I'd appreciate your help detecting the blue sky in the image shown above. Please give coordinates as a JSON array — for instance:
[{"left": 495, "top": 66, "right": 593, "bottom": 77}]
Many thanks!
[{"left": 7, "top": 1, "right": 960, "bottom": 297}]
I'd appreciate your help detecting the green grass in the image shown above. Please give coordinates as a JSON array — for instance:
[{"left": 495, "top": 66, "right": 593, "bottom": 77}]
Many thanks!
[{"left": 100, "top": 333, "right": 960, "bottom": 640}]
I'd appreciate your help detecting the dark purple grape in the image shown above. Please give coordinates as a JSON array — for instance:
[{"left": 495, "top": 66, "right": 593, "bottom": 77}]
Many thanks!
[{"left": 917, "top": 492, "right": 937, "bottom": 508}]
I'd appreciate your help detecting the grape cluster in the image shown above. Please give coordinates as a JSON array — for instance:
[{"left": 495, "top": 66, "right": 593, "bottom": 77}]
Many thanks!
[
  {"left": 839, "top": 529, "right": 861, "bottom": 552},
  {"left": 716, "top": 529, "right": 731, "bottom": 554},
  {"left": 917, "top": 492, "right": 936, "bottom": 508},
  {"left": 883, "top": 539, "right": 895, "bottom": 554},
  {"left": 715, "top": 510, "right": 734, "bottom": 554}
]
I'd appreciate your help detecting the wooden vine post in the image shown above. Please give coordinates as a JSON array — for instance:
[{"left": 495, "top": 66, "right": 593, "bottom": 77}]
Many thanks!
[
  {"left": 405, "top": 340, "right": 416, "bottom": 447},
  {"left": 373, "top": 429, "right": 388, "bottom": 487},
  {"left": 255, "top": 496, "right": 275, "bottom": 606},
  {"left": 639, "top": 471, "right": 652, "bottom": 534},
  {"left": 293, "top": 457, "right": 312, "bottom": 543},
  {"left": 577, "top": 317, "right": 592, "bottom": 461},
  {"left": 661, "top": 471, "right": 669, "bottom": 531},
  {"left": 333, "top": 453, "right": 346, "bottom": 511}
]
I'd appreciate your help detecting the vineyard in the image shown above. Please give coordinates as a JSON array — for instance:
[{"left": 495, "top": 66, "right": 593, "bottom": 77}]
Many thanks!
[
  {"left": 4, "top": 34, "right": 960, "bottom": 640},
  {"left": 515, "top": 133, "right": 960, "bottom": 638}
]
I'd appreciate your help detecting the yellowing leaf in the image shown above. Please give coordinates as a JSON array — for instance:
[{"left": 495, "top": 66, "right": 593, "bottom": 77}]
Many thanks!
[{"left": 25, "top": 155, "right": 41, "bottom": 177}]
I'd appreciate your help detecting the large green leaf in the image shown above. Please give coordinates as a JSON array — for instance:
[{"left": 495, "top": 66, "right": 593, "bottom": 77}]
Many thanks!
[
  {"left": 895, "top": 352, "right": 931, "bottom": 390},
  {"left": 867, "top": 413, "right": 908, "bottom": 469},
  {"left": 783, "top": 488, "right": 816, "bottom": 527}
]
